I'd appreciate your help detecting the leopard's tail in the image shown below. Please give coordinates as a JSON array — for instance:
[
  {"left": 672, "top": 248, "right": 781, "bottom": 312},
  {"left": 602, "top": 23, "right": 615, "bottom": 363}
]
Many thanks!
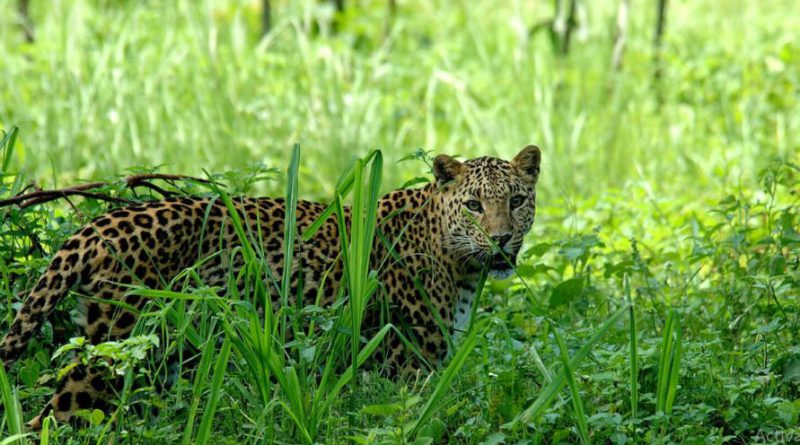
[{"left": 1, "top": 236, "right": 89, "bottom": 367}]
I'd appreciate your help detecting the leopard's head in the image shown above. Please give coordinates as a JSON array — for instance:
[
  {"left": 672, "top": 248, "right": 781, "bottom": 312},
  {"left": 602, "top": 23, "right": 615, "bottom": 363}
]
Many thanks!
[{"left": 433, "top": 145, "right": 541, "bottom": 279}]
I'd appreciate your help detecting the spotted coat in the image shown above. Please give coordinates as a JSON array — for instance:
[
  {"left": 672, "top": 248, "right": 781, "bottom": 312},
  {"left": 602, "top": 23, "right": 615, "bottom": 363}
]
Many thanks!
[{"left": 0, "top": 146, "right": 541, "bottom": 428}]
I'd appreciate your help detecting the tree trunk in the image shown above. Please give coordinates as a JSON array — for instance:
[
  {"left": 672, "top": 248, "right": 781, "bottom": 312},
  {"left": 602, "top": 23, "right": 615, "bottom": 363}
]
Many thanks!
[
  {"left": 561, "top": 0, "right": 578, "bottom": 55},
  {"left": 384, "top": 0, "right": 397, "bottom": 38},
  {"left": 611, "top": 0, "right": 629, "bottom": 70},
  {"left": 653, "top": 0, "right": 668, "bottom": 82},
  {"left": 261, "top": 0, "right": 272, "bottom": 36},
  {"left": 18, "top": 0, "right": 34, "bottom": 42}
]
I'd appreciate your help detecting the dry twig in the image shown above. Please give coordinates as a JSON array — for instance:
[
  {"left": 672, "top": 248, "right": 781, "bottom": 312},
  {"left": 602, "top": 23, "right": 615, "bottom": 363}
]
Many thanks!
[{"left": 0, "top": 173, "right": 210, "bottom": 210}]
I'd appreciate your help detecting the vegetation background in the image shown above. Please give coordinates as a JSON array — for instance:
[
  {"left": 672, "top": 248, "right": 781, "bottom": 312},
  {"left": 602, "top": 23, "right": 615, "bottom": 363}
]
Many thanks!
[{"left": 0, "top": 0, "right": 798, "bottom": 443}]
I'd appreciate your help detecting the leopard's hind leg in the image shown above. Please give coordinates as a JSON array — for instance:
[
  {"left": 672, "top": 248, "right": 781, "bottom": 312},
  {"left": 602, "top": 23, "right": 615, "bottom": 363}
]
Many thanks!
[
  {"left": 28, "top": 361, "right": 122, "bottom": 429},
  {"left": 31, "top": 274, "right": 150, "bottom": 428}
]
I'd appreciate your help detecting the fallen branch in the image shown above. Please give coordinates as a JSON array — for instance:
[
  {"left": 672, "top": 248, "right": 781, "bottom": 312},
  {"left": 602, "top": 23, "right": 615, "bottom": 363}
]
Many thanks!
[{"left": 0, "top": 173, "right": 211, "bottom": 210}]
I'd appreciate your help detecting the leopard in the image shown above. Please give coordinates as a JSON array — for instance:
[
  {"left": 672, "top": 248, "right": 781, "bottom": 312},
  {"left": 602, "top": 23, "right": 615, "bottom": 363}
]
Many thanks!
[{"left": 0, "top": 145, "right": 541, "bottom": 429}]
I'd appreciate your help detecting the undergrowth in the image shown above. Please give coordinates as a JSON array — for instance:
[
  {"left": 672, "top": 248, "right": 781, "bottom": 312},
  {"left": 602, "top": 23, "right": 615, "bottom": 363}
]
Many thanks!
[
  {"left": 1, "top": 127, "right": 799, "bottom": 443},
  {"left": 1, "top": 0, "right": 799, "bottom": 443}
]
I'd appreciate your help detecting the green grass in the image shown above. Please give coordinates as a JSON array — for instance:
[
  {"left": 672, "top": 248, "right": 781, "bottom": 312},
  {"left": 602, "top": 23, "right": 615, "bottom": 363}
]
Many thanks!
[
  {"left": 1, "top": 0, "right": 800, "bottom": 443},
  {"left": 1, "top": 0, "right": 798, "bottom": 198},
  {"left": 0, "top": 359, "right": 29, "bottom": 444}
]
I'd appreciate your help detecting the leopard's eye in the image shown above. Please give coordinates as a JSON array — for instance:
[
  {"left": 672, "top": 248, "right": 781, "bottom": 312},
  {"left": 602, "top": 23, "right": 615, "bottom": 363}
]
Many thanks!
[
  {"left": 465, "top": 200, "right": 483, "bottom": 213},
  {"left": 509, "top": 195, "right": 526, "bottom": 209}
]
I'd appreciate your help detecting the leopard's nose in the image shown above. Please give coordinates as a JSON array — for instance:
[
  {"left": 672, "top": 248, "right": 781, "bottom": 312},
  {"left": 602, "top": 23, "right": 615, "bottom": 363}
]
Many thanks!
[{"left": 491, "top": 234, "right": 512, "bottom": 248}]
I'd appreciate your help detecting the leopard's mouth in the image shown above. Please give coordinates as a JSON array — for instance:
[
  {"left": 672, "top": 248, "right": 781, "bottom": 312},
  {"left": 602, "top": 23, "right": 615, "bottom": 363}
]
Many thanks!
[
  {"left": 462, "top": 251, "right": 518, "bottom": 275},
  {"left": 489, "top": 253, "right": 516, "bottom": 271}
]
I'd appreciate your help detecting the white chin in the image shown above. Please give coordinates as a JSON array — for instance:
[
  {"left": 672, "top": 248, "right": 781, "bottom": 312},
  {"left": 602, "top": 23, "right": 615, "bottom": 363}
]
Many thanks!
[{"left": 489, "top": 269, "right": 514, "bottom": 279}]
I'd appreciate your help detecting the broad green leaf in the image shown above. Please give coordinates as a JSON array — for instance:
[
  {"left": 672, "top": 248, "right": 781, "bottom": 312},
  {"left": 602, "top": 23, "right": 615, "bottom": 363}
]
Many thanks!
[{"left": 549, "top": 277, "right": 584, "bottom": 307}]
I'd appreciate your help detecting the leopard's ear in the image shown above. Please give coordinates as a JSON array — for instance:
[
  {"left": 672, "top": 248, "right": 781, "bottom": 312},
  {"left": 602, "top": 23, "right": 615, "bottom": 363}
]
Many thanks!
[
  {"left": 432, "top": 154, "right": 464, "bottom": 185},
  {"left": 511, "top": 145, "right": 541, "bottom": 185}
]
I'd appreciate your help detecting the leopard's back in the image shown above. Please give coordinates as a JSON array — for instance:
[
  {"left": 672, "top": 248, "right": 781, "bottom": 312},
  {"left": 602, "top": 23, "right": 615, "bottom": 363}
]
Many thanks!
[
  {"left": 0, "top": 196, "right": 344, "bottom": 363},
  {"left": 0, "top": 195, "right": 352, "bottom": 425}
]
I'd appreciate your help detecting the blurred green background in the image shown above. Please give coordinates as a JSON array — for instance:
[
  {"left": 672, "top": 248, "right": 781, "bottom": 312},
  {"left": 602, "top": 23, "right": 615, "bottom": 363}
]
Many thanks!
[
  {"left": 1, "top": 0, "right": 797, "bottom": 200},
  {"left": 2, "top": 2, "right": 800, "bottom": 442}
]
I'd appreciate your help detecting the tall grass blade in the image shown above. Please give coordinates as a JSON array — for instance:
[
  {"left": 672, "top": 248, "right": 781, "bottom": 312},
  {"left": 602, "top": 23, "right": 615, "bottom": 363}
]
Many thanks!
[
  {"left": 328, "top": 323, "right": 393, "bottom": 397},
  {"left": 466, "top": 268, "right": 488, "bottom": 336},
  {"left": 39, "top": 416, "right": 50, "bottom": 445},
  {"left": 275, "top": 365, "right": 313, "bottom": 444},
  {"left": 0, "top": 361, "right": 26, "bottom": 444},
  {"left": 218, "top": 192, "right": 256, "bottom": 264},
  {"left": 656, "top": 308, "right": 682, "bottom": 416},
  {"left": 276, "top": 399, "right": 313, "bottom": 445},
  {"left": 409, "top": 322, "right": 482, "bottom": 437},
  {"left": 300, "top": 151, "right": 379, "bottom": 242},
  {"left": 281, "top": 143, "right": 301, "bottom": 340},
  {"left": 0, "top": 127, "right": 18, "bottom": 174},
  {"left": 552, "top": 323, "right": 590, "bottom": 444},
  {"left": 195, "top": 335, "right": 232, "bottom": 445},
  {"left": 210, "top": 149, "right": 385, "bottom": 444},
  {"left": 342, "top": 151, "right": 383, "bottom": 390},
  {"left": 222, "top": 307, "right": 276, "bottom": 406},
  {"left": 665, "top": 331, "right": 682, "bottom": 413},
  {"left": 509, "top": 304, "right": 630, "bottom": 427},
  {"left": 625, "top": 274, "right": 639, "bottom": 429},
  {"left": 0, "top": 435, "right": 29, "bottom": 445},
  {"left": 182, "top": 325, "right": 219, "bottom": 445}
]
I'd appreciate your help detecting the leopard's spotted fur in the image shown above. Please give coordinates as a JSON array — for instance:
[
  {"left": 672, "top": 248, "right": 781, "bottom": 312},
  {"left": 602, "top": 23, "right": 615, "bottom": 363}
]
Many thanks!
[{"left": 0, "top": 146, "right": 541, "bottom": 428}]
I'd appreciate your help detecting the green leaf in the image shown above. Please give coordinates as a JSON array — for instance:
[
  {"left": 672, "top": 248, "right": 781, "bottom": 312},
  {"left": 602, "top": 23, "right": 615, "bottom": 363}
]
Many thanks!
[
  {"left": 360, "top": 403, "right": 403, "bottom": 416},
  {"left": 776, "top": 400, "right": 798, "bottom": 426},
  {"left": 75, "top": 409, "right": 105, "bottom": 426},
  {"left": 400, "top": 176, "right": 430, "bottom": 189},
  {"left": 481, "top": 433, "right": 506, "bottom": 445},
  {"left": 528, "top": 242, "right": 552, "bottom": 256},
  {"left": 299, "top": 345, "right": 316, "bottom": 363},
  {"left": 417, "top": 418, "right": 446, "bottom": 443},
  {"left": 782, "top": 359, "right": 800, "bottom": 383},
  {"left": 549, "top": 277, "right": 584, "bottom": 307}
]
